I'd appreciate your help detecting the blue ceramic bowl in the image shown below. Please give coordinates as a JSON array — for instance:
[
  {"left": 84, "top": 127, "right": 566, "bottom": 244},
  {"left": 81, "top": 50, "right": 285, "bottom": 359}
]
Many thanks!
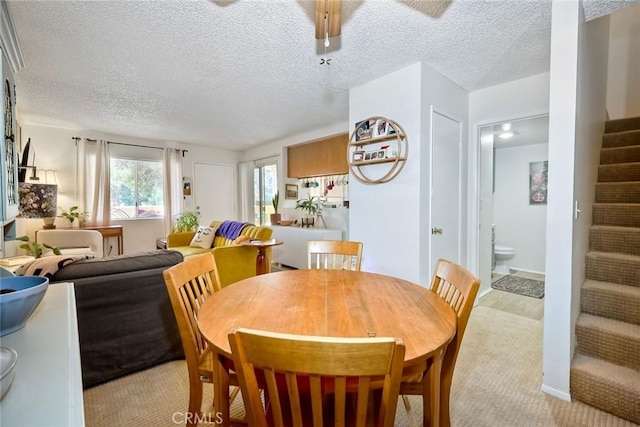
[{"left": 0, "top": 276, "right": 49, "bottom": 336}]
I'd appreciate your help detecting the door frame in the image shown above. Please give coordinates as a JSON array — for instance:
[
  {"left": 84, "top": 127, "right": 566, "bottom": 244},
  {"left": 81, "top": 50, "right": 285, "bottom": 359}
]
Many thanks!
[{"left": 470, "top": 113, "right": 549, "bottom": 297}]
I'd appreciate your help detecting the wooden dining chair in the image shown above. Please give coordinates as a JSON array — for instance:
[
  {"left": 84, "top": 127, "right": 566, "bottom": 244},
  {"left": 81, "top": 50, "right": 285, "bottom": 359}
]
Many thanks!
[
  {"left": 400, "top": 258, "right": 480, "bottom": 427},
  {"left": 307, "top": 240, "right": 363, "bottom": 271},
  {"left": 163, "top": 253, "right": 241, "bottom": 426},
  {"left": 211, "top": 245, "right": 259, "bottom": 289},
  {"left": 228, "top": 327, "right": 405, "bottom": 427}
]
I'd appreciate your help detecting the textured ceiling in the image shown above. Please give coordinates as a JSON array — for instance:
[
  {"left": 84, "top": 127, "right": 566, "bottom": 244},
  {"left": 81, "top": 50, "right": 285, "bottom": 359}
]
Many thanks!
[{"left": 6, "top": 0, "right": 638, "bottom": 151}]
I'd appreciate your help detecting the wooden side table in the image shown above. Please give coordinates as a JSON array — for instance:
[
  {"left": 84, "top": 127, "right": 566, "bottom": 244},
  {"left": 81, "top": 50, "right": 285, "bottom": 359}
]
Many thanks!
[
  {"left": 240, "top": 239, "right": 284, "bottom": 275},
  {"left": 84, "top": 225, "right": 124, "bottom": 255}
]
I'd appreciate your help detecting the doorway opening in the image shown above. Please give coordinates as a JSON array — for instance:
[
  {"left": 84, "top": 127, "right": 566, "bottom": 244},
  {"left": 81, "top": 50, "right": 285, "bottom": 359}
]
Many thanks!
[{"left": 477, "top": 115, "right": 549, "bottom": 320}]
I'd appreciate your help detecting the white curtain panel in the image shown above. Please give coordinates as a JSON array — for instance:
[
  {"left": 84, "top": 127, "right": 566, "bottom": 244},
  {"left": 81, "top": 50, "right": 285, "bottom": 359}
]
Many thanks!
[
  {"left": 163, "top": 148, "right": 183, "bottom": 234},
  {"left": 78, "top": 139, "right": 111, "bottom": 226},
  {"left": 239, "top": 161, "right": 254, "bottom": 223}
]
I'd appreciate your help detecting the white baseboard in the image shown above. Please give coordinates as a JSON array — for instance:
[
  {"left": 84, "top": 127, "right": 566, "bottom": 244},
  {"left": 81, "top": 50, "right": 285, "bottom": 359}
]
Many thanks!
[
  {"left": 477, "top": 287, "right": 493, "bottom": 299},
  {"left": 540, "top": 384, "right": 571, "bottom": 401},
  {"left": 510, "top": 266, "right": 546, "bottom": 276}
]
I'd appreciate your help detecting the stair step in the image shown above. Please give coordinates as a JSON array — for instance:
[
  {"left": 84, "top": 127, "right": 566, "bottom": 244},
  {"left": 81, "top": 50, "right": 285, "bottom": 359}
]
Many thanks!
[
  {"left": 585, "top": 251, "right": 640, "bottom": 287},
  {"left": 590, "top": 225, "right": 640, "bottom": 256},
  {"left": 602, "top": 129, "right": 640, "bottom": 148},
  {"left": 598, "top": 163, "right": 640, "bottom": 182},
  {"left": 593, "top": 203, "right": 640, "bottom": 227},
  {"left": 571, "top": 354, "right": 640, "bottom": 424},
  {"left": 576, "top": 313, "right": 640, "bottom": 369},
  {"left": 582, "top": 280, "right": 640, "bottom": 325},
  {"left": 600, "top": 145, "right": 640, "bottom": 164},
  {"left": 605, "top": 117, "right": 640, "bottom": 134},
  {"left": 595, "top": 182, "right": 640, "bottom": 203}
]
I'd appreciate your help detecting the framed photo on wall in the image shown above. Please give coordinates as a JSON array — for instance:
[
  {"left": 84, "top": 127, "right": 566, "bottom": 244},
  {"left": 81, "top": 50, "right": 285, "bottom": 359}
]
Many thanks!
[
  {"left": 285, "top": 184, "right": 298, "bottom": 200},
  {"left": 374, "top": 119, "right": 388, "bottom": 137},
  {"left": 354, "top": 119, "right": 374, "bottom": 141},
  {"left": 529, "top": 161, "right": 548, "bottom": 205}
]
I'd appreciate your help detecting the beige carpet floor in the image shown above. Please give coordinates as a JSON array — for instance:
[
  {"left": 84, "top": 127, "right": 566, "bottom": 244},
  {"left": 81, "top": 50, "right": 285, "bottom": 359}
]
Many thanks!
[{"left": 84, "top": 304, "right": 638, "bottom": 426}]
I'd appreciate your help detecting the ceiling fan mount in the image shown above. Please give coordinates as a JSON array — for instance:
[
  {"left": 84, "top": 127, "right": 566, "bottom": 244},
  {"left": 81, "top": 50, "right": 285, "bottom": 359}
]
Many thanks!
[{"left": 315, "top": 0, "right": 341, "bottom": 40}]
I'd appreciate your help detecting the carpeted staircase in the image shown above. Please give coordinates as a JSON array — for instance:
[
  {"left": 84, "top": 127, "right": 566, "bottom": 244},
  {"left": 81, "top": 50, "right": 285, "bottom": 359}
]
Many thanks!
[{"left": 570, "top": 116, "right": 640, "bottom": 424}]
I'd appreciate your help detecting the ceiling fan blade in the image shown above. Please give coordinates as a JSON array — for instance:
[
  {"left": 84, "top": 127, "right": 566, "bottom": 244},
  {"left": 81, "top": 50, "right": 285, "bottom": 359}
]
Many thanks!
[{"left": 315, "top": 0, "right": 341, "bottom": 39}]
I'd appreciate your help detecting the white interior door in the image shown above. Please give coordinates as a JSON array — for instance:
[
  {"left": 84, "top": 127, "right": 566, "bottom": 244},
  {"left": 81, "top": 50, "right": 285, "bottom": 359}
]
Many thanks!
[
  {"left": 430, "top": 110, "right": 462, "bottom": 271},
  {"left": 194, "top": 162, "right": 237, "bottom": 222}
]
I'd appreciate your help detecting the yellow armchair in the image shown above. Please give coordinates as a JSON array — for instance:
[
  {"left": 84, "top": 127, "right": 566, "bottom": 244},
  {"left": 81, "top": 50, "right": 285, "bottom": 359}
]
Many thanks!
[
  {"left": 211, "top": 245, "right": 259, "bottom": 289},
  {"left": 166, "top": 231, "right": 195, "bottom": 248}
]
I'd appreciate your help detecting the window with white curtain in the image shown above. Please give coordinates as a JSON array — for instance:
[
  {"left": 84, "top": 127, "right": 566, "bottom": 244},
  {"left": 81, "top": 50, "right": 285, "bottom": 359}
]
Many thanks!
[{"left": 109, "top": 144, "right": 164, "bottom": 219}]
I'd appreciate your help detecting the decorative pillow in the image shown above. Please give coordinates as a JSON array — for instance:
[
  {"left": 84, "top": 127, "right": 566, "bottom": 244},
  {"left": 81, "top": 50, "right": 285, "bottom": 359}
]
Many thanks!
[
  {"left": 190, "top": 226, "right": 216, "bottom": 249},
  {"left": 232, "top": 235, "right": 251, "bottom": 245}
]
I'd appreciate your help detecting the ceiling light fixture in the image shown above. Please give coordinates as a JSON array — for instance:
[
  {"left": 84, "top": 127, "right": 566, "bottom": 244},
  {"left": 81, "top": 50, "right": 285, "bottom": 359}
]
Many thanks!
[
  {"left": 497, "top": 122, "right": 518, "bottom": 139},
  {"left": 498, "top": 131, "right": 517, "bottom": 139},
  {"left": 315, "top": 0, "right": 341, "bottom": 41}
]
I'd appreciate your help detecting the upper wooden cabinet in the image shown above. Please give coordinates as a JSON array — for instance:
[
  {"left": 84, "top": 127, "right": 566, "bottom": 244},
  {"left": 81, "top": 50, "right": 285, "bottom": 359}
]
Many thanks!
[{"left": 287, "top": 133, "right": 348, "bottom": 178}]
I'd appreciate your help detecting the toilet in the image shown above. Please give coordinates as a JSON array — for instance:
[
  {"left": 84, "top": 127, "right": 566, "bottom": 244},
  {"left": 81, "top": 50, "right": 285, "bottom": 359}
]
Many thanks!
[{"left": 493, "top": 245, "right": 515, "bottom": 275}]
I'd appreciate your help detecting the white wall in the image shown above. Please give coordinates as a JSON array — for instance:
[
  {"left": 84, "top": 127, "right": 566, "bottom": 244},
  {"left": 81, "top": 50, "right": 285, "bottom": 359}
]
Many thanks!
[
  {"left": 606, "top": 3, "right": 640, "bottom": 119},
  {"left": 469, "top": 72, "right": 551, "bottom": 295},
  {"left": 348, "top": 62, "right": 468, "bottom": 285},
  {"left": 493, "top": 143, "right": 548, "bottom": 273},
  {"left": 349, "top": 63, "right": 423, "bottom": 281},
  {"left": 13, "top": 122, "right": 241, "bottom": 255},
  {"left": 542, "top": 0, "right": 609, "bottom": 400}
]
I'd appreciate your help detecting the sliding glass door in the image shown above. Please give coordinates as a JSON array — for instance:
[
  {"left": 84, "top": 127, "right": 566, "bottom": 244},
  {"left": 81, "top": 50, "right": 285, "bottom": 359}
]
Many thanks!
[{"left": 253, "top": 162, "right": 277, "bottom": 225}]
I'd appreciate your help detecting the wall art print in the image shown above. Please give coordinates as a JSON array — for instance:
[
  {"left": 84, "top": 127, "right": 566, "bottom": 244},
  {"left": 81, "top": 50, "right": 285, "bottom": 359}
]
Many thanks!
[{"left": 529, "top": 160, "right": 548, "bottom": 205}]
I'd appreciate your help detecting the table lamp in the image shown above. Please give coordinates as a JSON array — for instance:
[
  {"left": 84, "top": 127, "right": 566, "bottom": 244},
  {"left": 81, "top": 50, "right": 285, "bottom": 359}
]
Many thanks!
[{"left": 17, "top": 183, "right": 58, "bottom": 229}]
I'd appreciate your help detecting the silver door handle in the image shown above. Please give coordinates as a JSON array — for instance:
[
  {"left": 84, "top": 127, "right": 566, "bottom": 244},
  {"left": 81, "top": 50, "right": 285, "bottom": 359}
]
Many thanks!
[{"left": 431, "top": 227, "right": 443, "bottom": 235}]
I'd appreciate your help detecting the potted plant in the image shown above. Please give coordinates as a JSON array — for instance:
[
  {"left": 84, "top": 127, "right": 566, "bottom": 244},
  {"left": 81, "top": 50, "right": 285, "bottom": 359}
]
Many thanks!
[
  {"left": 295, "top": 194, "right": 318, "bottom": 227},
  {"left": 270, "top": 191, "right": 281, "bottom": 225},
  {"left": 17, "top": 236, "right": 61, "bottom": 258},
  {"left": 173, "top": 210, "right": 200, "bottom": 232},
  {"left": 58, "top": 206, "right": 85, "bottom": 227}
]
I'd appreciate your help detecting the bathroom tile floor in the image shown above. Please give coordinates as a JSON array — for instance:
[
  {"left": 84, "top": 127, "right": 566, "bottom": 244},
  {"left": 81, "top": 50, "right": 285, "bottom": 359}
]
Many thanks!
[{"left": 481, "top": 269, "right": 545, "bottom": 321}]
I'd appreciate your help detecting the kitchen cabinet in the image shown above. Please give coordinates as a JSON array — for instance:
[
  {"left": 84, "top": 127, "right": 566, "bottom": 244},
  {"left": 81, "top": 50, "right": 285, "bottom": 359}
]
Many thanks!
[
  {"left": 287, "top": 133, "right": 348, "bottom": 178},
  {"left": 271, "top": 226, "right": 342, "bottom": 269}
]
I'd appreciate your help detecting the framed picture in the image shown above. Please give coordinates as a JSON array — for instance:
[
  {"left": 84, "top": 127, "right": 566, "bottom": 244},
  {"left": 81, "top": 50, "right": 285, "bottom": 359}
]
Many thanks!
[
  {"left": 182, "top": 177, "right": 191, "bottom": 196},
  {"left": 529, "top": 161, "right": 548, "bottom": 205},
  {"left": 374, "top": 119, "right": 388, "bottom": 137},
  {"left": 355, "top": 119, "right": 374, "bottom": 141},
  {"left": 371, "top": 151, "right": 378, "bottom": 160},
  {"left": 377, "top": 150, "right": 385, "bottom": 159},
  {"left": 352, "top": 151, "right": 364, "bottom": 162},
  {"left": 365, "top": 152, "right": 372, "bottom": 161},
  {"left": 285, "top": 184, "right": 298, "bottom": 200},
  {"left": 387, "top": 124, "right": 396, "bottom": 135}
]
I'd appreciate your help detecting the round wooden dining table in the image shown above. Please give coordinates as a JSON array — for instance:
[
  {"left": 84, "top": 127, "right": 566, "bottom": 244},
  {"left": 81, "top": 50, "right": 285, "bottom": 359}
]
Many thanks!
[{"left": 197, "top": 269, "right": 456, "bottom": 427}]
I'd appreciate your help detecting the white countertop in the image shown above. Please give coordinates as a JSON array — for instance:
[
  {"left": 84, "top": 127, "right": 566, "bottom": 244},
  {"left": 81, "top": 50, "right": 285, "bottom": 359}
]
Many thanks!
[
  {"left": 271, "top": 225, "right": 342, "bottom": 232},
  {"left": 0, "top": 282, "right": 84, "bottom": 427}
]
